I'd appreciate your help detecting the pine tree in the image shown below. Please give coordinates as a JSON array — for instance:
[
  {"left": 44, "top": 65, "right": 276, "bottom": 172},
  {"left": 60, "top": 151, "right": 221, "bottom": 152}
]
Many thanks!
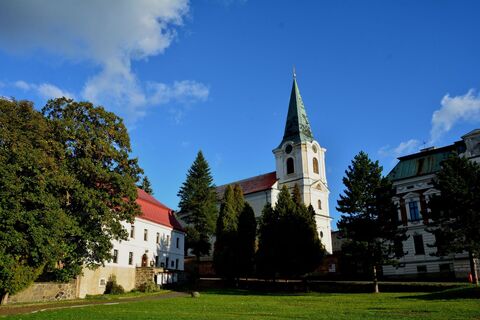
[
  {"left": 337, "top": 151, "right": 406, "bottom": 293},
  {"left": 177, "top": 151, "right": 217, "bottom": 266},
  {"left": 427, "top": 156, "right": 480, "bottom": 286},
  {"left": 139, "top": 176, "right": 153, "bottom": 195},
  {"left": 237, "top": 202, "right": 257, "bottom": 279},
  {"left": 213, "top": 185, "right": 239, "bottom": 281}
]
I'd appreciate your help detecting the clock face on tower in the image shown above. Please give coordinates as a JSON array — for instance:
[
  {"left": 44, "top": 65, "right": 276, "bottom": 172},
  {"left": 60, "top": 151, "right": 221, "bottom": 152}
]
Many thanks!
[{"left": 285, "top": 144, "right": 293, "bottom": 154}]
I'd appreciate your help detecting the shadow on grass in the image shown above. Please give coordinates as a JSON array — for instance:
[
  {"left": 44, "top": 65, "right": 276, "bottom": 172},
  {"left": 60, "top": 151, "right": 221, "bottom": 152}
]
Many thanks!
[
  {"left": 197, "top": 288, "right": 317, "bottom": 297},
  {"left": 400, "top": 287, "right": 480, "bottom": 300}
]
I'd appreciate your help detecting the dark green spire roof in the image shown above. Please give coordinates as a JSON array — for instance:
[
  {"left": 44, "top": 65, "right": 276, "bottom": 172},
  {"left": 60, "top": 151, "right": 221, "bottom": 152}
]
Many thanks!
[{"left": 279, "top": 74, "right": 314, "bottom": 147}]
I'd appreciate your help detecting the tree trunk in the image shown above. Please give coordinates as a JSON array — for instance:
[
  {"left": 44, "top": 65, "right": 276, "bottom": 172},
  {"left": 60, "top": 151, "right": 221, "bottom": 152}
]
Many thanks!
[
  {"left": 0, "top": 292, "right": 9, "bottom": 305},
  {"left": 372, "top": 265, "right": 379, "bottom": 293},
  {"left": 468, "top": 251, "right": 479, "bottom": 286}
]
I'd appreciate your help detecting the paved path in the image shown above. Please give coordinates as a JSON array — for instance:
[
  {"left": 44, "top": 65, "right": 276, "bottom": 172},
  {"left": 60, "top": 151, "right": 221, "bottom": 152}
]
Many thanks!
[{"left": 0, "top": 291, "right": 189, "bottom": 316}]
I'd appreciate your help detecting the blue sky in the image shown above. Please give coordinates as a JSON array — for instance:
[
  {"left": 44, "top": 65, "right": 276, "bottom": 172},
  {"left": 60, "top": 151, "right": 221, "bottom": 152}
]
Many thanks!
[{"left": 1, "top": 0, "right": 480, "bottom": 228}]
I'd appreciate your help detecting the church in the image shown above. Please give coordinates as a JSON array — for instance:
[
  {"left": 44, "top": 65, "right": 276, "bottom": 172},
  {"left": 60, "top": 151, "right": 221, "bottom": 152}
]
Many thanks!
[{"left": 216, "top": 73, "right": 333, "bottom": 253}]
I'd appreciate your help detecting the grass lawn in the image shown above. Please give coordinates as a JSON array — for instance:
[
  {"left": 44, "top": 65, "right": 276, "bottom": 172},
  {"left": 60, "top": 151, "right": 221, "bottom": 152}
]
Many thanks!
[{"left": 3, "top": 287, "right": 480, "bottom": 320}]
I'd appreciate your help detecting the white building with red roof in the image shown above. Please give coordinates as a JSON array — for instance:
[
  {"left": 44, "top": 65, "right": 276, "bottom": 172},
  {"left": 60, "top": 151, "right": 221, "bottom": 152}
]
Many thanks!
[
  {"left": 215, "top": 74, "right": 333, "bottom": 253},
  {"left": 77, "top": 189, "right": 184, "bottom": 297}
]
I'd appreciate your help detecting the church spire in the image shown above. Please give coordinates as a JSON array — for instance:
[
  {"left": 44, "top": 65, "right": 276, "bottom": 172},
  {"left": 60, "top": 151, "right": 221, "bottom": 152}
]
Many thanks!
[{"left": 279, "top": 72, "right": 314, "bottom": 147}]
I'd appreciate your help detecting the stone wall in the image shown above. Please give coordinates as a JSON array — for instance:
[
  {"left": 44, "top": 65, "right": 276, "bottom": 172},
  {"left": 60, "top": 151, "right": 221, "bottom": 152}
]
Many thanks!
[
  {"left": 135, "top": 267, "right": 156, "bottom": 288},
  {"left": 78, "top": 266, "right": 136, "bottom": 298},
  {"left": 9, "top": 280, "right": 78, "bottom": 303}
]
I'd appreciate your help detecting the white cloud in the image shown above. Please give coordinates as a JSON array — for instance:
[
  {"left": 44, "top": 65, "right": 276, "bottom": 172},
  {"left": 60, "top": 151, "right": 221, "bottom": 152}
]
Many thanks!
[
  {"left": 148, "top": 81, "right": 209, "bottom": 105},
  {"left": 14, "top": 80, "right": 75, "bottom": 100},
  {"left": 379, "top": 139, "right": 421, "bottom": 159},
  {"left": 0, "top": 0, "right": 209, "bottom": 123},
  {"left": 430, "top": 89, "right": 480, "bottom": 143}
]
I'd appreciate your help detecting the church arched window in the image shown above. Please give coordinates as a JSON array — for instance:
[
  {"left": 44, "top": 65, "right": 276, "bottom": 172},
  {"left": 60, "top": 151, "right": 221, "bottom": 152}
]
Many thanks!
[
  {"left": 286, "top": 158, "right": 294, "bottom": 174},
  {"left": 313, "top": 157, "right": 319, "bottom": 174},
  {"left": 318, "top": 199, "right": 322, "bottom": 210}
]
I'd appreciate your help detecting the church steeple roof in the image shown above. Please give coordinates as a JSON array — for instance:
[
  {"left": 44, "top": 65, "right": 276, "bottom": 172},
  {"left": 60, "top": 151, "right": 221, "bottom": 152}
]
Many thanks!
[{"left": 279, "top": 72, "right": 314, "bottom": 147}]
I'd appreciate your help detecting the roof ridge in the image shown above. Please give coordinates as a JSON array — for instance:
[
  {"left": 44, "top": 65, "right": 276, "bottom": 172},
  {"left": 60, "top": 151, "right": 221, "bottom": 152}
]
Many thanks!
[
  {"left": 216, "top": 171, "right": 276, "bottom": 188},
  {"left": 137, "top": 189, "right": 171, "bottom": 211}
]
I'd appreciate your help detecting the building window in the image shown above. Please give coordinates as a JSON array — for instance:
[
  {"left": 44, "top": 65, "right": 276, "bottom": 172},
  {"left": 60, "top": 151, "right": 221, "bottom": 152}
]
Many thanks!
[
  {"left": 413, "top": 234, "right": 425, "bottom": 255},
  {"left": 99, "top": 278, "right": 106, "bottom": 286},
  {"left": 439, "top": 263, "right": 451, "bottom": 273},
  {"left": 320, "top": 231, "right": 324, "bottom": 238},
  {"left": 130, "top": 225, "right": 135, "bottom": 238},
  {"left": 286, "top": 158, "right": 294, "bottom": 174},
  {"left": 144, "top": 229, "right": 148, "bottom": 241},
  {"left": 417, "top": 265, "right": 427, "bottom": 273},
  {"left": 175, "top": 259, "right": 179, "bottom": 269},
  {"left": 128, "top": 252, "right": 133, "bottom": 265},
  {"left": 409, "top": 201, "right": 421, "bottom": 221},
  {"left": 171, "top": 260, "right": 175, "bottom": 268},
  {"left": 176, "top": 237, "right": 180, "bottom": 249},
  {"left": 318, "top": 199, "right": 322, "bottom": 210},
  {"left": 166, "top": 235, "right": 170, "bottom": 246},
  {"left": 313, "top": 157, "right": 319, "bottom": 174},
  {"left": 113, "top": 249, "right": 118, "bottom": 263},
  {"left": 165, "top": 257, "right": 169, "bottom": 269},
  {"left": 156, "top": 232, "right": 160, "bottom": 244}
]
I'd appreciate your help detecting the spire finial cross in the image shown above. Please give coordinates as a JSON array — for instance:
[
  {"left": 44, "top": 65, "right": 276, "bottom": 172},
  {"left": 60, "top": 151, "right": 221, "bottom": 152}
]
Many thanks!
[{"left": 293, "top": 65, "right": 296, "bottom": 79}]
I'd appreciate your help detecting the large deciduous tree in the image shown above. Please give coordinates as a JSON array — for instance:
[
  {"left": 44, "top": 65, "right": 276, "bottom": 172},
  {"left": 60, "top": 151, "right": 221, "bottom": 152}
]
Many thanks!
[
  {"left": 427, "top": 156, "right": 480, "bottom": 286},
  {"left": 337, "top": 151, "right": 406, "bottom": 293},
  {"left": 0, "top": 97, "right": 142, "bottom": 304},
  {"left": 177, "top": 151, "right": 217, "bottom": 269},
  {"left": 41, "top": 98, "right": 142, "bottom": 280},
  {"left": 0, "top": 99, "right": 71, "bottom": 304}
]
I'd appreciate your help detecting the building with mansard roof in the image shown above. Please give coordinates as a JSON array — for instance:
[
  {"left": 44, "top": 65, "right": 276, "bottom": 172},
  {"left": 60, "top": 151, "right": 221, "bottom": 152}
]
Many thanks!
[
  {"left": 382, "top": 129, "right": 480, "bottom": 279},
  {"left": 215, "top": 73, "right": 333, "bottom": 253}
]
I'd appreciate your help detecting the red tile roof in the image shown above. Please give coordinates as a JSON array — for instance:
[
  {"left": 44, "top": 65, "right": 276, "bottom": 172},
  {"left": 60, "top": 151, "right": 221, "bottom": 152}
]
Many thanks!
[
  {"left": 136, "top": 188, "right": 184, "bottom": 232},
  {"left": 216, "top": 171, "right": 278, "bottom": 197}
]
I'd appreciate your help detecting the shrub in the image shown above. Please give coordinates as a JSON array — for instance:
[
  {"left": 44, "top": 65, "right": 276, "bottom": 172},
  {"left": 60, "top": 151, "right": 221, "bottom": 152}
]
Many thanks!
[
  {"left": 104, "top": 275, "right": 125, "bottom": 294},
  {"left": 137, "top": 281, "right": 159, "bottom": 293}
]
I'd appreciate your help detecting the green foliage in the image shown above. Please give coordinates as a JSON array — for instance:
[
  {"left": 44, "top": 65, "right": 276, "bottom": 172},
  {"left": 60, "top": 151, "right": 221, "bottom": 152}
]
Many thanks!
[
  {"left": 336, "top": 151, "right": 406, "bottom": 290},
  {"left": 41, "top": 98, "right": 142, "bottom": 277},
  {"left": 213, "top": 185, "right": 239, "bottom": 280},
  {"left": 104, "top": 275, "right": 125, "bottom": 294},
  {"left": 237, "top": 202, "right": 257, "bottom": 278},
  {"left": 136, "top": 281, "right": 159, "bottom": 293},
  {"left": 178, "top": 151, "right": 217, "bottom": 259},
  {"left": 0, "top": 99, "right": 72, "bottom": 300},
  {"left": 257, "top": 185, "right": 324, "bottom": 279},
  {"left": 213, "top": 184, "right": 254, "bottom": 281},
  {"left": 139, "top": 176, "right": 154, "bottom": 195},
  {"left": 0, "top": 97, "right": 143, "bottom": 301},
  {"left": 427, "top": 156, "right": 480, "bottom": 284}
]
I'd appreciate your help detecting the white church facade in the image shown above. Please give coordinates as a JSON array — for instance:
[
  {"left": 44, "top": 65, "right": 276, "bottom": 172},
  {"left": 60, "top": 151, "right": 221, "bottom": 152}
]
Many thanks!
[{"left": 216, "top": 74, "right": 333, "bottom": 253}]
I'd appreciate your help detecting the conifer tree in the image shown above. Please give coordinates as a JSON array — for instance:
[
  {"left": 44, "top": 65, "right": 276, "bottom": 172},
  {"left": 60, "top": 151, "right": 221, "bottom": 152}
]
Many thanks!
[
  {"left": 213, "top": 185, "right": 239, "bottom": 280},
  {"left": 256, "top": 202, "right": 280, "bottom": 279},
  {"left": 139, "top": 176, "right": 153, "bottom": 195},
  {"left": 427, "top": 156, "right": 480, "bottom": 286},
  {"left": 237, "top": 202, "right": 257, "bottom": 279},
  {"left": 337, "top": 151, "right": 406, "bottom": 293},
  {"left": 178, "top": 151, "right": 217, "bottom": 264},
  {"left": 257, "top": 185, "right": 324, "bottom": 279}
]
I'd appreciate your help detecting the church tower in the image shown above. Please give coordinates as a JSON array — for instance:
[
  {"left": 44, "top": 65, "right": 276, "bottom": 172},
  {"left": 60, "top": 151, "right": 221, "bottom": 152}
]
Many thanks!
[{"left": 273, "top": 72, "right": 333, "bottom": 253}]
